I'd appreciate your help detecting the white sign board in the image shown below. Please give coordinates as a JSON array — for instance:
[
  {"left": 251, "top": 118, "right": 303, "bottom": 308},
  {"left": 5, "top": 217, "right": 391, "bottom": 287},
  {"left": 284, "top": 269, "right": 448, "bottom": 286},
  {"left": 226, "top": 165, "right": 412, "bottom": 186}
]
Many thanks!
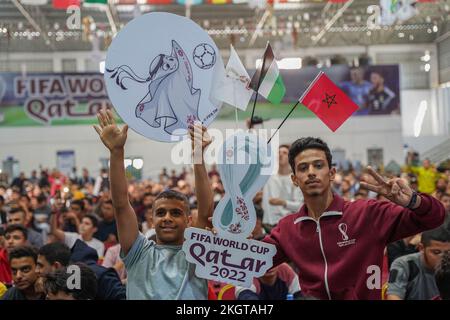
[
  {"left": 183, "top": 131, "right": 277, "bottom": 288},
  {"left": 104, "top": 12, "right": 223, "bottom": 142},
  {"left": 183, "top": 228, "right": 276, "bottom": 288}
]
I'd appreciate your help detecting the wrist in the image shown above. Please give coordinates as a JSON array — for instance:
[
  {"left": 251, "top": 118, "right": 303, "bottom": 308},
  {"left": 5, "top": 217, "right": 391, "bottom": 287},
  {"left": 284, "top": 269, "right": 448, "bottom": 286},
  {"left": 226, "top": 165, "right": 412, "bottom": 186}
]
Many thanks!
[
  {"left": 411, "top": 193, "right": 421, "bottom": 209},
  {"left": 406, "top": 192, "right": 421, "bottom": 210},
  {"left": 110, "top": 147, "right": 124, "bottom": 156}
]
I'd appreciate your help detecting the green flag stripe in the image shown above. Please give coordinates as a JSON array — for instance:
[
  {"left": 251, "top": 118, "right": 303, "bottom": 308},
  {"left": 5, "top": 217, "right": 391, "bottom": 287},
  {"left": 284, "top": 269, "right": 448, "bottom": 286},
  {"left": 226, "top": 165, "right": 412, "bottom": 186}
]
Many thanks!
[{"left": 267, "top": 75, "right": 286, "bottom": 104}]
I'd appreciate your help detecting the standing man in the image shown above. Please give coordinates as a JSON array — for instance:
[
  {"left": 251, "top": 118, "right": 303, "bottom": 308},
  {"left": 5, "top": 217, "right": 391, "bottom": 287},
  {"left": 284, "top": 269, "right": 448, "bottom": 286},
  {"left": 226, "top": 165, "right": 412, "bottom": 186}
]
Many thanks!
[
  {"left": 262, "top": 144, "right": 303, "bottom": 231},
  {"left": 196, "top": 137, "right": 445, "bottom": 300},
  {"left": 263, "top": 137, "right": 445, "bottom": 299}
]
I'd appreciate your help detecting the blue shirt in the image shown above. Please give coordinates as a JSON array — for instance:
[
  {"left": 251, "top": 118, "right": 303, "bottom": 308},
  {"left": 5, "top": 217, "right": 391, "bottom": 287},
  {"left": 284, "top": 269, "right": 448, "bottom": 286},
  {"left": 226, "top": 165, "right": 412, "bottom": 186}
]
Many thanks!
[{"left": 121, "top": 233, "right": 208, "bottom": 300}]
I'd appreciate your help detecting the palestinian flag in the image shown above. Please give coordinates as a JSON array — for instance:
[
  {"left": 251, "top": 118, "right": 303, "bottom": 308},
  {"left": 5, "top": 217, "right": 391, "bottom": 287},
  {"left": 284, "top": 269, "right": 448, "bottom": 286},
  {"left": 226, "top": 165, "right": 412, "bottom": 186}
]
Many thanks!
[
  {"left": 84, "top": 0, "right": 108, "bottom": 7},
  {"left": 250, "top": 43, "right": 286, "bottom": 104}
]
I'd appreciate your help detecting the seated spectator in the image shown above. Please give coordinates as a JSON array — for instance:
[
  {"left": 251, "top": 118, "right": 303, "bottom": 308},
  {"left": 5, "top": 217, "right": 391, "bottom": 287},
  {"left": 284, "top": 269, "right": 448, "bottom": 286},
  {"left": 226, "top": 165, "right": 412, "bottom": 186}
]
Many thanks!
[
  {"left": 440, "top": 193, "right": 450, "bottom": 230},
  {"left": 5, "top": 224, "right": 28, "bottom": 250},
  {"left": 1, "top": 246, "right": 45, "bottom": 300},
  {"left": 44, "top": 263, "right": 97, "bottom": 300},
  {"left": 70, "top": 239, "right": 126, "bottom": 300},
  {"left": 0, "top": 227, "right": 12, "bottom": 285},
  {"left": 387, "top": 234, "right": 420, "bottom": 268},
  {"left": 51, "top": 211, "right": 104, "bottom": 259},
  {"left": 141, "top": 205, "right": 155, "bottom": 239},
  {"left": 235, "top": 263, "right": 301, "bottom": 300},
  {"left": 94, "top": 200, "right": 117, "bottom": 244},
  {"left": 433, "top": 177, "right": 448, "bottom": 200},
  {"left": 7, "top": 208, "right": 43, "bottom": 248},
  {"left": 387, "top": 226, "right": 450, "bottom": 300},
  {"left": 35, "top": 242, "right": 72, "bottom": 294},
  {"left": 434, "top": 250, "right": 450, "bottom": 300}
]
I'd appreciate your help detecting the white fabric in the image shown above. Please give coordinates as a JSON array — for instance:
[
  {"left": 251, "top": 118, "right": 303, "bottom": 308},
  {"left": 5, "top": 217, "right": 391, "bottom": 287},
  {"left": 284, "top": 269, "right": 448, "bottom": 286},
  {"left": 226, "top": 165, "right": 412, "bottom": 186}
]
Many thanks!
[{"left": 262, "top": 174, "right": 303, "bottom": 225}]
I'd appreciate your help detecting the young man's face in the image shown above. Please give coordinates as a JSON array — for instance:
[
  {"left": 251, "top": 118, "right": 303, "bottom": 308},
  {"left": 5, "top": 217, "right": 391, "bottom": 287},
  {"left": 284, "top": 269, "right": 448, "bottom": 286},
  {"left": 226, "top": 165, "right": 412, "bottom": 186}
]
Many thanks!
[
  {"left": 78, "top": 218, "right": 96, "bottom": 237},
  {"left": 420, "top": 240, "right": 450, "bottom": 270},
  {"left": 101, "top": 203, "right": 114, "bottom": 221},
  {"left": 143, "top": 195, "right": 154, "bottom": 207},
  {"left": 5, "top": 231, "right": 27, "bottom": 250},
  {"left": 153, "top": 198, "right": 188, "bottom": 245},
  {"left": 35, "top": 255, "right": 54, "bottom": 276},
  {"left": 436, "top": 179, "right": 448, "bottom": 193},
  {"left": 70, "top": 203, "right": 83, "bottom": 217},
  {"left": 278, "top": 147, "right": 289, "bottom": 168},
  {"left": 11, "top": 257, "right": 38, "bottom": 291},
  {"left": 7, "top": 212, "right": 26, "bottom": 226},
  {"left": 291, "top": 149, "right": 335, "bottom": 197},
  {"left": 441, "top": 196, "right": 450, "bottom": 212}
]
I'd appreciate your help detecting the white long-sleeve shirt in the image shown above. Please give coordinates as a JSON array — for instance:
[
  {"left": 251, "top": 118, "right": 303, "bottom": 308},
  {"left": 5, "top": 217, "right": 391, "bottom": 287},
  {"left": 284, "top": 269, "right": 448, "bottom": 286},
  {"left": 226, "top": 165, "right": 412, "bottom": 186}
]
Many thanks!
[{"left": 262, "top": 174, "right": 303, "bottom": 225}]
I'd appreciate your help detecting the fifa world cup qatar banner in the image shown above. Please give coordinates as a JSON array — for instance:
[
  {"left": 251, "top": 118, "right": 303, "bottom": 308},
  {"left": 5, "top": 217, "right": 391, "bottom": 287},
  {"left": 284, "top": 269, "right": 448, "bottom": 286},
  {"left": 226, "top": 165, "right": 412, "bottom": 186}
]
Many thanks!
[
  {"left": 0, "top": 72, "right": 112, "bottom": 126},
  {"left": 0, "top": 65, "right": 400, "bottom": 126}
]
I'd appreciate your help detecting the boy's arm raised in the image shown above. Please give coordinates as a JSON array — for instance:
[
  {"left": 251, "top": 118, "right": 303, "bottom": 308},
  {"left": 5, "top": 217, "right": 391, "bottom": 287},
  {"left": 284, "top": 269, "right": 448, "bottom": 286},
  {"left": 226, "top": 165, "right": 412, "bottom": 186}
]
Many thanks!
[{"left": 94, "top": 109, "right": 138, "bottom": 255}]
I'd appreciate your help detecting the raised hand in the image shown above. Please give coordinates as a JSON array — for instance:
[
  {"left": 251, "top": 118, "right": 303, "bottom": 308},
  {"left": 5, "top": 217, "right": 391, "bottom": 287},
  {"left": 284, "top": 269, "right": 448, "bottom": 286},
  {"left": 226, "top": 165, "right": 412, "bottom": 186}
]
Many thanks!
[
  {"left": 360, "top": 167, "right": 419, "bottom": 208},
  {"left": 189, "top": 123, "right": 212, "bottom": 163},
  {"left": 94, "top": 108, "right": 128, "bottom": 152}
]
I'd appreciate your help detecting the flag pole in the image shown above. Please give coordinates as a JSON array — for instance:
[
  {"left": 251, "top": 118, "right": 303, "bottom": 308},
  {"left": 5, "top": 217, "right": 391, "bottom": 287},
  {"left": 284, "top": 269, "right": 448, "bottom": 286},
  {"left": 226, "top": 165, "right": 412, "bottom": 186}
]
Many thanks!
[
  {"left": 267, "top": 71, "right": 324, "bottom": 145},
  {"left": 250, "top": 42, "right": 269, "bottom": 128},
  {"left": 267, "top": 101, "right": 299, "bottom": 145}
]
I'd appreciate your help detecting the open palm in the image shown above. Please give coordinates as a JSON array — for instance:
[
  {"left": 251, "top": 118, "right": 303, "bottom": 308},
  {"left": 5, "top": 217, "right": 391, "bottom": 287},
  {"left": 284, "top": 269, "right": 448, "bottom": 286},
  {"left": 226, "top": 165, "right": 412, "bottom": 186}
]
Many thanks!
[{"left": 94, "top": 109, "right": 128, "bottom": 151}]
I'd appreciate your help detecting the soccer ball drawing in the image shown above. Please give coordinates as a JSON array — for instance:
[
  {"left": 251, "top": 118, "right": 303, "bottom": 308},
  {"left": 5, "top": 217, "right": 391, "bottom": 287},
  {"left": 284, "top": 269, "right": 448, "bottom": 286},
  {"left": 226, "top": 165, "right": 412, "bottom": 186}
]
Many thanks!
[{"left": 193, "top": 43, "right": 216, "bottom": 70}]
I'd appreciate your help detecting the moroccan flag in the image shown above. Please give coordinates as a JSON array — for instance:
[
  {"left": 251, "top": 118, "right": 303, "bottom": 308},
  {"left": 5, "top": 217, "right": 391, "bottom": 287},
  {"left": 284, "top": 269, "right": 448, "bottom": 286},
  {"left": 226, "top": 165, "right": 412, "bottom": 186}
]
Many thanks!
[
  {"left": 52, "top": 0, "right": 80, "bottom": 9},
  {"left": 249, "top": 43, "right": 286, "bottom": 104},
  {"left": 300, "top": 71, "right": 358, "bottom": 132}
]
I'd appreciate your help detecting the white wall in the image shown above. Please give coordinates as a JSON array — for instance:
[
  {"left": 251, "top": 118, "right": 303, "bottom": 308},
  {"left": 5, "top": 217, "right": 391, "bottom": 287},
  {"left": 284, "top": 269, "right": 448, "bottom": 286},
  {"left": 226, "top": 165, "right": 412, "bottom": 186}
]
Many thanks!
[
  {"left": 0, "top": 115, "right": 404, "bottom": 178},
  {"left": 1, "top": 42, "right": 447, "bottom": 177}
]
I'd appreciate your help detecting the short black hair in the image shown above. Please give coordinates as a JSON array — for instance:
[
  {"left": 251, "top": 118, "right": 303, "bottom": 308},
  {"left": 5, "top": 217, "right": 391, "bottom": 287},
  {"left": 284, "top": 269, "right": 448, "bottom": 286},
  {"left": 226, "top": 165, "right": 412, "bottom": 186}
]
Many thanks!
[
  {"left": 44, "top": 263, "right": 98, "bottom": 300},
  {"left": 154, "top": 189, "right": 189, "bottom": 214},
  {"left": 36, "top": 193, "right": 47, "bottom": 204},
  {"left": 421, "top": 226, "right": 450, "bottom": 246},
  {"left": 8, "top": 207, "right": 26, "bottom": 218},
  {"left": 435, "top": 251, "right": 450, "bottom": 300},
  {"left": 82, "top": 214, "right": 98, "bottom": 228},
  {"left": 5, "top": 224, "right": 28, "bottom": 240},
  {"left": 70, "top": 199, "right": 85, "bottom": 211},
  {"left": 9, "top": 245, "right": 38, "bottom": 263},
  {"left": 288, "top": 137, "right": 333, "bottom": 173},
  {"left": 38, "top": 243, "right": 71, "bottom": 267},
  {"left": 441, "top": 193, "right": 450, "bottom": 199}
]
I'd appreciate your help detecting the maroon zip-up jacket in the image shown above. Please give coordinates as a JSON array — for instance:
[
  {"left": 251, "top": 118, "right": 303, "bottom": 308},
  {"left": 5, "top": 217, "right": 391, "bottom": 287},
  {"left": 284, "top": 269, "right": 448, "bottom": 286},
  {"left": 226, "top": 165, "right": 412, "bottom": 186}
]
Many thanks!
[{"left": 263, "top": 193, "right": 445, "bottom": 300}]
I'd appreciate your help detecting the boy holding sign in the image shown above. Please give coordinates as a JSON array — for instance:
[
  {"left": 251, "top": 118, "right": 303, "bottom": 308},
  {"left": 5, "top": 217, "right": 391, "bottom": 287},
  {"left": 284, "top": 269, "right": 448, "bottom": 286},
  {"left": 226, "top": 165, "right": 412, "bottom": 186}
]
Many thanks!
[{"left": 94, "top": 109, "right": 213, "bottom": 300}]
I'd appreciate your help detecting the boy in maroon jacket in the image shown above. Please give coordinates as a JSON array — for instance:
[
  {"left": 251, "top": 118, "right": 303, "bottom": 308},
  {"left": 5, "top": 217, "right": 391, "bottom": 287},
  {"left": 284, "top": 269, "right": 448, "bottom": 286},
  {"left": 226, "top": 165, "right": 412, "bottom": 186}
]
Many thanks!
[{"left": 262, "top": 137, "right": 445, "bottom": 300}]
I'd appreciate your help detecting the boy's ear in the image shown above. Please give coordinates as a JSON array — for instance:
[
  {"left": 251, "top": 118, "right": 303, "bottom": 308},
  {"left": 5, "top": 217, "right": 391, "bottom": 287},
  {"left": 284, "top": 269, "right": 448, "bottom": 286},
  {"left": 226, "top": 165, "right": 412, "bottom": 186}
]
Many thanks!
[
  {"left": 291, "top": 174, "right": 298, "bottom": 187},
  {"left": 329, "top": 167, "right": 336, "bottom": 181},
  {"left": 418, "top": 243, "right": 424, "bottom": 252}
]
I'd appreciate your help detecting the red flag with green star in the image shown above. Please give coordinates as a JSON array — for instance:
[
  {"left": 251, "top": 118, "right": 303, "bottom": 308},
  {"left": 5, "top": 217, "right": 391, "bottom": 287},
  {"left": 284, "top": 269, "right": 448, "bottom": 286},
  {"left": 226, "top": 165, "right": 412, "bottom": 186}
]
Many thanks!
[{"left": 300, "top": 71, "right": 359, "bottom": 132}]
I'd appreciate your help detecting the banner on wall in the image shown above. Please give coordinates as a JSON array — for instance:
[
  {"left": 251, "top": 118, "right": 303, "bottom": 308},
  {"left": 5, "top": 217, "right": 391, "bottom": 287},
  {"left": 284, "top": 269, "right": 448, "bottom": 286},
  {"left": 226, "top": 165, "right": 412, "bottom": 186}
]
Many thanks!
[
  {"left": 0, "top": 65, "right": 400, "bottom": 127},
  {"left": 0, "top": 72, "right": 111, "bottom": 126}
]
